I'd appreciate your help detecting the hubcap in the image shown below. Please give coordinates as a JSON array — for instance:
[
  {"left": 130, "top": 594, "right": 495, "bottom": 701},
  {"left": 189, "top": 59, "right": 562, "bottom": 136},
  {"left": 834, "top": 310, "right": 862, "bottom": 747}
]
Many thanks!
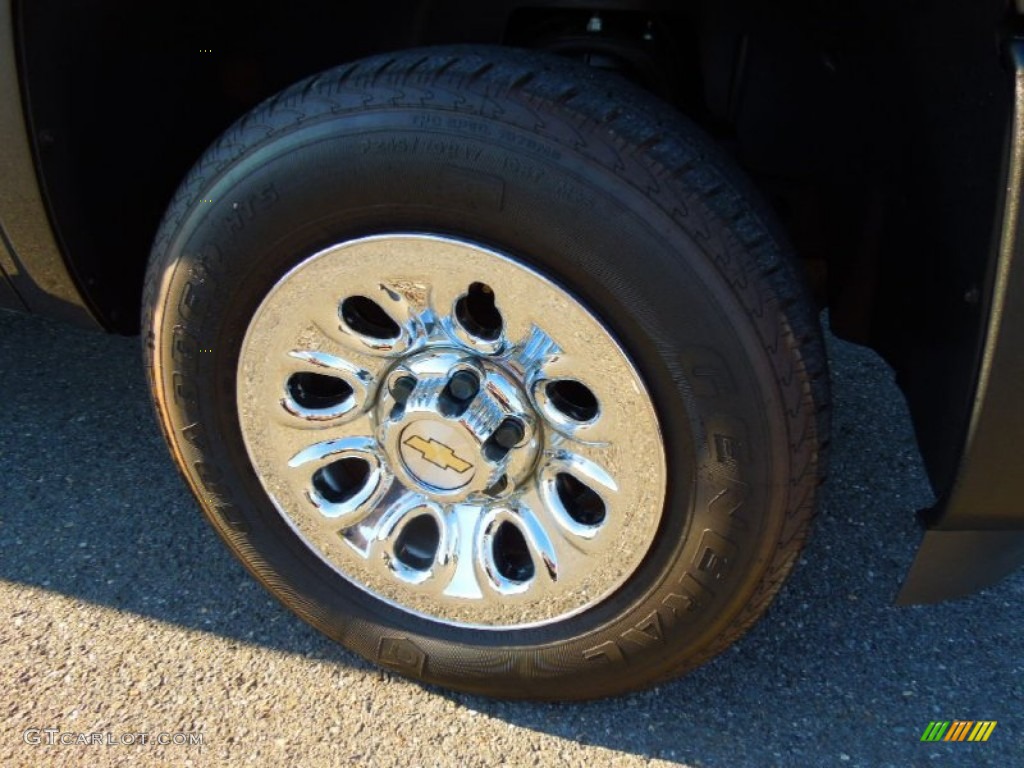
[{"left": 237, "top": 234, "right": 667, "bottom": 628}]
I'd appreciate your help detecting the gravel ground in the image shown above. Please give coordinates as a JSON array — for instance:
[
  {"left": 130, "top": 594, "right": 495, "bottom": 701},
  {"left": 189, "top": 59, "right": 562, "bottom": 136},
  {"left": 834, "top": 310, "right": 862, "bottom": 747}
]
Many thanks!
[{"left": 0, "top": 308, "right": 1020, "bottom": 768}]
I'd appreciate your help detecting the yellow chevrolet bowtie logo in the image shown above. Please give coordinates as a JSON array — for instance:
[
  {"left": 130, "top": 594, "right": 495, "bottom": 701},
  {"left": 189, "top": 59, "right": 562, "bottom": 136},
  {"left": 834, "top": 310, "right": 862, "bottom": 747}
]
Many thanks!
[{"left": 403, "top": 435, "right": 473, "bottom": 473}]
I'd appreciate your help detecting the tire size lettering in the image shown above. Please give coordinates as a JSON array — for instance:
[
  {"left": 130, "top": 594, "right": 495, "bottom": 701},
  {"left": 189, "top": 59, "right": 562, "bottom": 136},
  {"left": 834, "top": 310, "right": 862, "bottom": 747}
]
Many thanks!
[
  {"left": 422, "top": 138, "right": 482, "bottom": 163},
  {"left": 496, "top": 128, "right": 560, "bottom": 160},
  {"left": 411, "top": 115, "right": 494, "bottom": 138},
  {"left": 501, "top": 153, "right": 546, "bottom": 184},
  {"left": 446, "top": 117, "right": 492, "bottom": 138},
  {"left": 412, "top": 114, "right": 442, "bottom": 129},
  {"left": 360, "top": 136, "right": 420, "bottom": 155},
  {"left": 552, "top": 178, "right": 595, "bottom": 208},
  {"left": 361, "top": 135, "right": 484, "bottom": 164}
]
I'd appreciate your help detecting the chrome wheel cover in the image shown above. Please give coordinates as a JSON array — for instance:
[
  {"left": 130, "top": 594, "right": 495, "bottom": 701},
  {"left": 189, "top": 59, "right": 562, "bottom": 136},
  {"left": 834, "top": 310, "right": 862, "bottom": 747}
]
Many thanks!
[{"left": 237, "top": 234, "right": 667, "bottom": 628}]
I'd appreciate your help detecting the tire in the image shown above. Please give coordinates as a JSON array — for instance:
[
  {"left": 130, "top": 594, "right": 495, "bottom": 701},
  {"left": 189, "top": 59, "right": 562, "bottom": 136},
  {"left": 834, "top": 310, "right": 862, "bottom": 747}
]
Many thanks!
[{"left": 142, "top": 45, "right": 829, "bottom": 700}]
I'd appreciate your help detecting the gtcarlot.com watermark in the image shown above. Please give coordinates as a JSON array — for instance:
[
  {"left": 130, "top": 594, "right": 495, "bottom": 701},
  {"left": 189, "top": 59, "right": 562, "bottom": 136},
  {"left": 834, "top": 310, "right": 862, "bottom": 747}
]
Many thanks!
[{"left": 23, "top": 728, "right": 203, "bottom": 747}]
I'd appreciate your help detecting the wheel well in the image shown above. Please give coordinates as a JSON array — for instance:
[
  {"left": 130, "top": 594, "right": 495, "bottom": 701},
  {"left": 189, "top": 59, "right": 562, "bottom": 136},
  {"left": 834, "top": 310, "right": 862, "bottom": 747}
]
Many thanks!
[{"left": 22, "top": 0, "right": 695, "bottom": 332}]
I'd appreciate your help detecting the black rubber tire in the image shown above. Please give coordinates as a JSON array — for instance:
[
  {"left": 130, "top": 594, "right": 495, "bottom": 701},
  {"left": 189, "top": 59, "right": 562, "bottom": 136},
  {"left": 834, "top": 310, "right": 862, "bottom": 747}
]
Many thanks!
[{"left": 142, "top": 45, "right": 829, "bottom": 700}]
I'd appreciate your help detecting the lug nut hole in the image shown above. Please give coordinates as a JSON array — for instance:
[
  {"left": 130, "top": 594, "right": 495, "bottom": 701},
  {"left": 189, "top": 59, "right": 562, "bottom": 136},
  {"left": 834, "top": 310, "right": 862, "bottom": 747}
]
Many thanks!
[{"left": 454, "top": 282, "right": 503, "bottom": 341}]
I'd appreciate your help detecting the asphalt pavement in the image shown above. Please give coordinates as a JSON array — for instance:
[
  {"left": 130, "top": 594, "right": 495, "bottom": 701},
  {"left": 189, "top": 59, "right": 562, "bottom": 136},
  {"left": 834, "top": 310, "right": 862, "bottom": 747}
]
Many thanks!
[{"left": 0, "top": 308, "right": 1020, "bottom": 768}]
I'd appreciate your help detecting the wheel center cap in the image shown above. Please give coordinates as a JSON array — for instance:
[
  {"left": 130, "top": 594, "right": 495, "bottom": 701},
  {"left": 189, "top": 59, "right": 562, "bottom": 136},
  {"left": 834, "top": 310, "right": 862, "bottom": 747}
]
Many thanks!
[
  {"left": 377, "top": 349, "right": 540, "bottom": 502},
  {"left": 398, "top": 421, "right": 477, "bottom": 491}
]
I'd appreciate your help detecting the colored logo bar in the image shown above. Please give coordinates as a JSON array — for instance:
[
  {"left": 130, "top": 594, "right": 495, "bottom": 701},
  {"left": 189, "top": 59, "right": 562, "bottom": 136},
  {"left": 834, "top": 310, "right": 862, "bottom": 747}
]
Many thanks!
[{"left": 920, "top": 721, "right": 997, "bottom": 742}]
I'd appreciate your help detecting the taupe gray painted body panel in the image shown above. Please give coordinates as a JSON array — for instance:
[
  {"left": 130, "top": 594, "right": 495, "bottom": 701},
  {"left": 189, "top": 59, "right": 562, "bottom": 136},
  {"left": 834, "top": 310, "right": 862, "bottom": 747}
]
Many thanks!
[{"left": 0, "top": 1, "right": 97, "bottom": 327}]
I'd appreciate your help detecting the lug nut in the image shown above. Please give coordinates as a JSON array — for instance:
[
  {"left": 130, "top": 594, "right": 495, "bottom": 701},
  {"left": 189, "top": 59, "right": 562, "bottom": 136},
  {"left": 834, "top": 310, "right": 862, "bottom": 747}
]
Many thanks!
[
  {"left": 389, "top": 375, "right": 417, "bottom": 405},
  {"left": 483, "top": 418, "right": 526, "bottom": 462},
  {"left": 492, "top": 418, "right": 525, "bottom": 450},
  {"left": 447, "top": 370, "right": 479, "bottom": 402}
]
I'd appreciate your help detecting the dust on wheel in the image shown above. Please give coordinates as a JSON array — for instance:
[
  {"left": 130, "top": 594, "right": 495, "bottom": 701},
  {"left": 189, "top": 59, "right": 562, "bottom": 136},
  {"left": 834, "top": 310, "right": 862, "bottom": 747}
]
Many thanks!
[{"left": 237, "top": 234, "right": 666, "bottom": 629}]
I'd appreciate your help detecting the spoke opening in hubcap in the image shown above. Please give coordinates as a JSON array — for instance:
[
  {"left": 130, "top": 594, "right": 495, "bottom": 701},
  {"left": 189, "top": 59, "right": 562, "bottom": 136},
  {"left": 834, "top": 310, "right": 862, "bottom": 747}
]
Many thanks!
[
  {"left": 545, "top": 379, "right": 599, "bottom": 423},
  {"left": 393, "top": 514, "right": 441, "bottom": 571},
  {"left": 340, "top": 295, "right": 401, "bottom": 340},
  {"left": 555, "top": 472, "right": 606, "bottom": 526},
  {"left": 287, "top": 372, "right": 354, "bottom": 411},
  {"left": 492, "top": 522, "right": 535, "bottom": 583},
  {"left": 313, "top": 458, "right": 371, "bottom": 504}
]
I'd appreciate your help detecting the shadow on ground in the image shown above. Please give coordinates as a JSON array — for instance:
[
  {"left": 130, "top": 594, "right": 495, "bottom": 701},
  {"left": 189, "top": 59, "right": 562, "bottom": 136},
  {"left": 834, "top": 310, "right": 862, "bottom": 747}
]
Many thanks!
[
  {"left": 1, "top": 310, "right": 1019, "bottom": 767},
  {"left": 0, "top": 310, "right": 349, "bottom": 662}
]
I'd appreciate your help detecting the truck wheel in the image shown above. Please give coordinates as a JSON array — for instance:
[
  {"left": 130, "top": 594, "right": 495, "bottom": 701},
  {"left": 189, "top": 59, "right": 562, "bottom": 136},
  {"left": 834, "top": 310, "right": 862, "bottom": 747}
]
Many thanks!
[{"left": 143, "top": 46, "right": 828, "bottom": 699}]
